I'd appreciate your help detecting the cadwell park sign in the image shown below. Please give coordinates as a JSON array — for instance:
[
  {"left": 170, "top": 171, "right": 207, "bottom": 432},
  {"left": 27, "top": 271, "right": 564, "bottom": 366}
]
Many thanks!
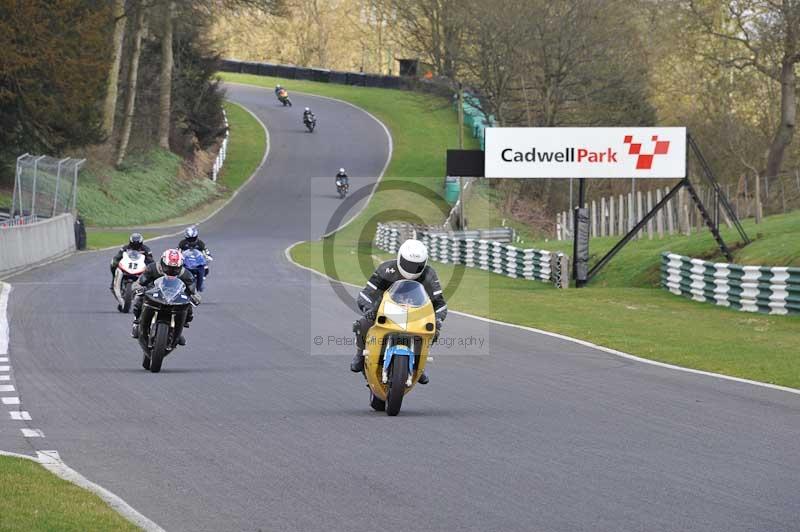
[{"left": 484, "top": 127, "right": 687, "bottom": 179}]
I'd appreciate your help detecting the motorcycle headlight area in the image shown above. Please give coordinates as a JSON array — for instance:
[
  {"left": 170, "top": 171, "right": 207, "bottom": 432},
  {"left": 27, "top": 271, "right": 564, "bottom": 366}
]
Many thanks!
[{"left": 382, "top": 301, "right": 410, "bottom": 330}]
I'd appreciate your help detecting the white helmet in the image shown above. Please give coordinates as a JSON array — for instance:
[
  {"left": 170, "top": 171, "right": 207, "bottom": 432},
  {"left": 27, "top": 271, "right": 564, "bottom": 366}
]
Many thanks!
[
  {"left": 305, "top": 107, "right": 310, "bottom": 112},
  {"left": 339, "top": 168, "right": 345, "bottom": 174},
  {"left": 397, "top": 239, "right": 428, "bottom": 280}
]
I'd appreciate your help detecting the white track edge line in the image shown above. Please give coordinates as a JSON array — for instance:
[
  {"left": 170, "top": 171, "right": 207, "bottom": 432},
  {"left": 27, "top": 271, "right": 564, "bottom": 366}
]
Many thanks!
[
  {"left": 0, "top": 449, "right": 165, "bottom": 531},
  {"left": 283, "top": 243, "right": 800, "bottom": 397},
  {"left": 0, "top": 282, "right": 10, "bottom": 355}
]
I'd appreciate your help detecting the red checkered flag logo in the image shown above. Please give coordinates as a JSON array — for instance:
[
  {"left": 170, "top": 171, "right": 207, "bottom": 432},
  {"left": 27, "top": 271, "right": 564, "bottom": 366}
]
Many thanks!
[{"left": 623, "top": 135, "right": 671, "bottom": 170}]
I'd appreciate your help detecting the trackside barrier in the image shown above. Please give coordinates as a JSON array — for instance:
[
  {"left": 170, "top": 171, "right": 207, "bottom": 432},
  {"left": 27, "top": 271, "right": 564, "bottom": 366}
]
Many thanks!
[
  {"left": 660, "top": 252, "right": 800, "bottom": 315},
  {"left": 220, "top": 59, "right": 454, "bottom": 98},
  {"left": 211, "top": 109, "right": 229, "bottom": 182},
  {"left": 375, "top": 222, "right": 569, "bottom": 288},
  {"left": 0, "top": 213, "right": 76, "bottom": 277}
]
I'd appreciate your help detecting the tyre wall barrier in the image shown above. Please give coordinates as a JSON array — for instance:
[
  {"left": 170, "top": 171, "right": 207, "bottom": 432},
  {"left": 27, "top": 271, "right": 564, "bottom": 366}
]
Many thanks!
[
  {"left": 375, "top": 222, "right": 569, "bottom": 288},
  {"left": 660, "top": 252, "right": 800, "bottom": 315},
  {"left": 0, "top": 213, "right": 76, "bottom": 278}
]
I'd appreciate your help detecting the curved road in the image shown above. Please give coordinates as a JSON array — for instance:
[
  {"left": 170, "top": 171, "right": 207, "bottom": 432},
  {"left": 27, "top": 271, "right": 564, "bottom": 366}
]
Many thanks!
[{"left": 2, "top": 84, "right": 799, "bottom": 532}]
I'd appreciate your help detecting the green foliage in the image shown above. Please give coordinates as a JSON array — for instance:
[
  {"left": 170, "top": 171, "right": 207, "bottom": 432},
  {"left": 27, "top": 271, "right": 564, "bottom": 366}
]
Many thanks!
[
  {"left": 0, "top": 456, "right": 139, "bottom": 531},
  {"left": 0, "top": 0, "right": 109, "bottom": 179},
  {"left": 77, "top": 100, "right": 263, "bottom": 228}
]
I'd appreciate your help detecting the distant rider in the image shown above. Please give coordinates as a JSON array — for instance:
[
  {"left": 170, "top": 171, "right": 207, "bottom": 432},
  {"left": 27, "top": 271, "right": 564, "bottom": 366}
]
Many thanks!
[
  {"left": 131, "top": 249, "right": 200, "bottom": 345},
  {"left": 350, "top": 239, "right": 447, "bottom": 384},
  {"left": 274, "top": 84, "right": 283, "bottom": 97},
  {"left": 109, "top": 232, "right": 153, "bottom": 290},
  {"left": 335, "top": 168, "right": 349, "bottom": 187},
  {"left": 303, "top": 107, "right": 315, "bottom": 125},
  {"left": 178, "top": 226, "right": 208, "bottom": 253}
]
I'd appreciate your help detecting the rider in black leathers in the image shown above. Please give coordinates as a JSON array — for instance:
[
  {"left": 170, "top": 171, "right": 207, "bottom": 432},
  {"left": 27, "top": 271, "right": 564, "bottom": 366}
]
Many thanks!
[
  {"left": 178, "top": 226, "right": 208, "bottom": 253},
  {"left": 350, "top": 239, "right": 446, "bottom": 384},
  {"left": 131, "top": 250, "right": 200, "bottom": 343},
  {"left": 335, "top": 168, "right": 349, "bottom": 188},
  {"left": 109, "top": 233, "right": 153, "bottom": 289}
]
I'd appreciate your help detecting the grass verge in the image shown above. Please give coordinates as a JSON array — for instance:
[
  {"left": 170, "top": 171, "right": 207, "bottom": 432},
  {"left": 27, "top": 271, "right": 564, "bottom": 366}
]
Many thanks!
[
  {"left": 84, "top": 100, "right": 265, "bottom": 249},
  {"left": 229, "top": 73, "right": 800, "bottom": 390},
  {"left": 0, "top": 456, "right": 139, "bottom": 531}
]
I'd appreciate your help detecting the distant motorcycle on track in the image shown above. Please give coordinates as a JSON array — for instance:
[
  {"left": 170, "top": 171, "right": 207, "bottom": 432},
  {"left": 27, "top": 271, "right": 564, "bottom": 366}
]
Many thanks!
[
  {"left": 112, "top": 250, "right": 147, "bottom": 313},
  {"left": 336, "top": 178, "right": 349, "bottom": 199},
  {"left": 303, "top": 114, "right": 316, "bottom": 132},
  {"left": 182, "top": 248, "right": 212, "bottom": 292},
  {"left": 277, "top": 89, "right": 292, "bottom": 107}
]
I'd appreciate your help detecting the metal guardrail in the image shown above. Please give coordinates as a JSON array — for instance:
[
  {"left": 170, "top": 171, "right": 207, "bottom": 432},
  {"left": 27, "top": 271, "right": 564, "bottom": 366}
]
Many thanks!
[
  {"left": 0, "top": 213, "right": 76, "bottom": 277},
  {"left": 660, "top": 252, "right": 800, "bottom": 315}
]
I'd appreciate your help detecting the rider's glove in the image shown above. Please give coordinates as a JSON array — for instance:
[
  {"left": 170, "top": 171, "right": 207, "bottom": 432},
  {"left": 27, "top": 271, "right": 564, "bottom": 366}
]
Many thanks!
[
  {"left": 433, "top": 319, "right": 443, "bottom": 343},
  {"left": 364, "top": 308, "right": 377, "bottom": 322},
  {"left": 190, "top": 293, "right": 202, "bottom": 305},
  {"left": 133, "top": 285, "right": 145, "bottom": 296}
]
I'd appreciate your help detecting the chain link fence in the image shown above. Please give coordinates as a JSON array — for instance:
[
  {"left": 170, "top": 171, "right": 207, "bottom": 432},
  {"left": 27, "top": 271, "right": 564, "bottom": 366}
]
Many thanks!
[{"left": 12, "top": 154, "right": 85, "bottom": 219}]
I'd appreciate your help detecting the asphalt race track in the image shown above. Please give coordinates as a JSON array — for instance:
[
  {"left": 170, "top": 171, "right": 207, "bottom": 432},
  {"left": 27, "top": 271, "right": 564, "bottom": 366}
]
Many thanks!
[{"left": 3, "top": 83, "right": 799, "bottom": 532}]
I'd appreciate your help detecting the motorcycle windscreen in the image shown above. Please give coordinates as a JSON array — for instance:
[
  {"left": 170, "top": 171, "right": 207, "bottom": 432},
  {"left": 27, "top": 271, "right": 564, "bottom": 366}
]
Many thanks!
[
  {"left": 387, "top": 280, "right": 429, "bottom": 307},
  {"left": 182, "top": 249, "right": 206, "bottom": 268},
  {"left": 154, "top": 276, "right": 185, "bottom": 304},
  {"left": 384, "top": 281, "right": 429, "bottom": 330}
]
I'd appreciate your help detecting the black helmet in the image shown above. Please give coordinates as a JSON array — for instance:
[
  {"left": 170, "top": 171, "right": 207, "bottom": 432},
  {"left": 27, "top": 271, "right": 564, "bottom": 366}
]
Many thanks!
[{"left": 129, "top": 232, "right": 144, "bottom": 249}]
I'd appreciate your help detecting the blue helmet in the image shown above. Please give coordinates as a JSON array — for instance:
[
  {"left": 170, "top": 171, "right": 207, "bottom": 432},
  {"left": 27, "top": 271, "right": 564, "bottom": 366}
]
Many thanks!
[{"left": 184, "top": 226, "right": 198, "bottom": 241}]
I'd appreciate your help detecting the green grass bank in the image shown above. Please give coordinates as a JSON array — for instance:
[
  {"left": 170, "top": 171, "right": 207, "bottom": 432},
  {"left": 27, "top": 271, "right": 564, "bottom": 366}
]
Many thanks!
[
  {"left": 85, "top": 100, "right": 265, "bottom": 249},
  {"left": 0, "top": 456, "right": 139, "bottom": 531}
]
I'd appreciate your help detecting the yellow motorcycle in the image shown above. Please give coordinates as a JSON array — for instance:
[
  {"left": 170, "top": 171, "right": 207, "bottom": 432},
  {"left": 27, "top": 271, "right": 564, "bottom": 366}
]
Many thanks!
[{"left": 362, "top": 280, "right": 436, "bottom": 416}]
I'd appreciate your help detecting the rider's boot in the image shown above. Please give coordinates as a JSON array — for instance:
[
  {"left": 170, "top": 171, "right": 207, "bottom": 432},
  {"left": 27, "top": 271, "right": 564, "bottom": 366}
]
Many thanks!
[
  {"left": 417, "top": 371, "right": 429, "bottom": 385},
  {"left": 350, "top": 348, "right": 364, "bottom": 373},
  {"left": 131, "top": 319, "right": 139, "bottom": 339},
  {"left": 177, "top": 336, "right": 186, "bottom": 346}
]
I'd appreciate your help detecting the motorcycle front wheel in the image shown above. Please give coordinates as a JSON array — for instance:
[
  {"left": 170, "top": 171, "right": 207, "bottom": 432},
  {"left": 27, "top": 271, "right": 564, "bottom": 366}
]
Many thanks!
[
  {"left": 121, "top": 282, "right": 133, "bottom": 313},
  {"left": 386, "top": 356, "right": 409, "bottom": 416},
  {"left": 149, "top": 323, "right": 169, "bottom": 373}
]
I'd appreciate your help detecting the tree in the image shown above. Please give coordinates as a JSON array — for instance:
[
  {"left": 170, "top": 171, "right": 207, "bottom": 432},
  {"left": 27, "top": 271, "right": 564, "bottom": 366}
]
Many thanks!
[
  {"left": 0, "top": 0, "right": 109, "bottom": 170},
  {"left": 386, "top": 0, "right": 467, "bottom": 78},
  {"left": 158, "top": 1, "right": 176, "bottom": 149},
  {"left": 116, "top": 0, "right": 147, "bottom": 167},
  {"left": 102, "top": 0, "right": 127, "bottom": 140},
  {"left": 688, "top": 0, "right": 800, "bottom": 178}
]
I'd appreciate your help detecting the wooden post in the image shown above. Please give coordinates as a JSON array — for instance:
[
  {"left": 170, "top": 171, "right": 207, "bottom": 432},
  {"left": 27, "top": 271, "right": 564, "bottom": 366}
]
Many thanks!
[
  {"left": 591, "top": 200, "right": 597, "bottom": 237},
  {"left": 557, "top": 212, "right": 563, "bottom": 240},
  {"left": 646, "top": 190, "right": 654, "bottom": 240},
  {"left": 781, "top": 178, "right": 786, "bottom": 214},
  {"left": 755, "top": 173, "right": 762, "bottom": 224},
  {"left": 656, "top": 188, "right": 664, "bottom": 238},
  {"left": 600, "top": 197, "right": 606, "bottom": 237},
  {"left": 678, "top": 187, "right": 689, "bottom": 235},
  {"left": 618, "top": 194, "right": 624, "bottom": 235},
  {"left": 627, "top": 192, "right": 633, "bottom": 234},
  {"left": 636, "top": 191, "right": 643, "bottom": 238},
  {"left": 609, "top": 196, "right": 615, "bottom": 237},
  {"left": 666, "top": 187, "right": 675, "bottom": 235}
]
